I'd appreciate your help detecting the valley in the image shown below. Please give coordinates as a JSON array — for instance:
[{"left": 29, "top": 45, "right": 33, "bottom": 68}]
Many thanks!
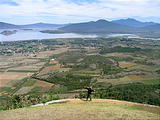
[{"left": 0, "top": 37, "right": 160, "bottom": 110}]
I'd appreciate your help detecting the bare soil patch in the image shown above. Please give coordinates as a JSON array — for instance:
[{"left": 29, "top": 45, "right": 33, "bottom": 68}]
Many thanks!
[
  {"left": 33, "top": 80, "right": 54, "bottom": 92},
  {"left": 0, "top": 75, "right": 19, "bottom": 79},
  {"left": 119, "top": 61, "right": 136, "bottom": 68},
  {"left": 40, "top": 60, "right": 61, "bottom": 75},
  {"left": 49, "top": 59, "right": 58, "bottom": 64},
  {"left": 34, "top": 80, "right": 54, "bottom": 87},
  {"left": 0, "top": 80, "right": 9, "bottom": 87},
  {"left": 104, "top": 52, "right": 132, "bottom": 57},
  {"left": 42, "top": 64, "right": 60, "bottom": 71},
  {"left": 98, "top": 76, "right": 133, "bottom": 85}
]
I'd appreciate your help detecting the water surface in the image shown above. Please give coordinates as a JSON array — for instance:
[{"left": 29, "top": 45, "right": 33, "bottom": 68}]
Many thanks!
[
  {"left": 0, "top": 29, "right": 160, "bottom": 42},
  {"left": 0, "top": 29, "right": 97, "bottom": 42}
]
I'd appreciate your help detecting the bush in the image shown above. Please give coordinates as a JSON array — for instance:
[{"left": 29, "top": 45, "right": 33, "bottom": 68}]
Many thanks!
[
  {"left": 46, "top": 73, "right": 92, "bottom": 91},
  {"left": 2, "top": 94, "right": 61, "bottom": 110},
  {"left": 102, "top": 64, "right": 122, "bottom": 75},
  {"left": 77, "top": 83, "right": 160, "bottom": 106}
]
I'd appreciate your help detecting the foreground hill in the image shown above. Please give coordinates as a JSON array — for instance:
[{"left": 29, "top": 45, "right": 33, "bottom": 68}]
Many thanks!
[{"left": 0, "top": 99, "right": 159, "bottom": 120}]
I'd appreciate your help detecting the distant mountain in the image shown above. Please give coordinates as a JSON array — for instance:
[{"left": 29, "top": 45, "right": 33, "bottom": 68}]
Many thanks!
[
  {"left": 112, "top": 18, "right": 156, "bottom": 27},
  {"left": 59, "top": 19, "right": 136, "bottom": 33},
  {"left": 1, "top": 19, "right": 160, "bottom": 34},
  {"left": 142, "top": 23, "right": 160, "bottom": 32},
  {"left": 20, "top": 23, "right": 65, "bottom": 28},
  {"left": 0, "top": 22, "right": 19, "bottom": 29},
  {"left": 0, "top": 22, "right": 66, "bottom": 29}
]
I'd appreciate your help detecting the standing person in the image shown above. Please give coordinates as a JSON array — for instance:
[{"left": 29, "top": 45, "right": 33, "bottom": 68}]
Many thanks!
[{"left": 85, "top": 87, "right": 94, "bottom": 101}]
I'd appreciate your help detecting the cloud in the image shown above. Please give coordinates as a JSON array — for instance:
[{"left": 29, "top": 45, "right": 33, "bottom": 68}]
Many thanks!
[
  {"left": 0, "top": 0, "right": 19, "bottom": 6},
  {"left": 0, "top": 0, "right": 159, "bottom": 24}
]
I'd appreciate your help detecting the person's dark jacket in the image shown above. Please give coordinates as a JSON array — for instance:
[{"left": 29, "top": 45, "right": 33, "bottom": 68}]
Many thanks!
[{"left": 85, "top": 87, "right": 94, "bottom": 94}]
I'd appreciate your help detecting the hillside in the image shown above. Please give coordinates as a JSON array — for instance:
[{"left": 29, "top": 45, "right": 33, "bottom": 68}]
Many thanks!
[
  {"left": 142, "top": 23, "right": 160, "bottom": 32},
  {"left": 59, "top": 19, "right": 160, "bottom": 34},
  {"left": 1, "top": 19, "right": 160, "bottom": 34},
  {"left": 0, "top": 99, "right": 159, "bottom": 120},
  {"left": 59, "top": 19, "right": 136, "bottom": 33},
  {"left": 0, "top": 22, "right": 19, "bottom": 29},
  {"left": 19, "top": 23, "right": 65, "bottom": 28},
  {"left": 0, "top": 22, "right": 65, "bottom": 29}
]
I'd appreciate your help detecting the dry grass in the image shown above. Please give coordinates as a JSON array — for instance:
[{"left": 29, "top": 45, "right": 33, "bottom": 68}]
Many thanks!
[
  {"left": 104, "top": 52, "right": 132, "bottom": 57},
  {"left": 37, "top": 48, "right": 68, "bottom": 58},
  {"left": 14, "top": 79, "right": 54, "bottom": 94},
  {"left": 127, "top": 75, "right": 144, "bottom": 81},
  {"left": 14, "top": 86, "right": 34, "bottom": 95},
  {"left": 0, "top": 91, "right": 8, "bottom": 96},
  {"left": 98, "top": 76, "right": 133, "bottom": 85},
  {"left": 0, "top": 99, "right": 159, "bottom": 120},
  {"left": 8, "top": 65, "right": 40, "bottom": 71},
  {"left": 41, "top": 64, "right": 61, "bottom": 72}
]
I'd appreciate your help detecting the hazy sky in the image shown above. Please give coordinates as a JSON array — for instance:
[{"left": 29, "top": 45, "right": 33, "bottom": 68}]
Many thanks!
[{"left": 0, "top": 0, "right": 160, "bottom": 24}]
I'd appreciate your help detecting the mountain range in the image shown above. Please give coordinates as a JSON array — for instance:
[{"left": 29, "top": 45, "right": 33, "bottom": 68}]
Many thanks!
[
  {"left": 59, "top": 19, "right": 136, "bottom": 33},
  {"left": 0, "top": 18, "right": 160, "bottom": 34},
  {"left": 59, "top": 19, "right": 160, "bottom": 34},
  {"left": 112, "top": 18, "right": 155, "bottom": 27},
  {"left": 0, "top": 22, "right": 65, "bottom": 29}
]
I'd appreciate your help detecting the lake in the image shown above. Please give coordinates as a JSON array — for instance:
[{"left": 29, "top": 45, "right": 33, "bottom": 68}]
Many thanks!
[
  {"left": 0, "top": 29, "right": 97, "bottom": 42},
  {"left": 0, "top": 29, "right": 160, "bottom": 42}
]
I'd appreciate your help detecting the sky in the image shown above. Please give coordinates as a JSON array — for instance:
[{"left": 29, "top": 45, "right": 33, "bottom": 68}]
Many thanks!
[{"left": 0, "top": 0, "right": 160, "bottom": 25}]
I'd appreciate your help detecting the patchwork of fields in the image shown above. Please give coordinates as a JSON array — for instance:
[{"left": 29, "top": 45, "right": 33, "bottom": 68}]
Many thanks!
[
  {"left": 0, "top": 46, "right": 68, "bottom": 97},
  {"left": 0, "top": 37, "right": 160, "bottom": 110}
]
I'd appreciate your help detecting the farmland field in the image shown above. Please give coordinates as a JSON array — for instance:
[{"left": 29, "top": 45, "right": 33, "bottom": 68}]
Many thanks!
[{"left": 0, "top": 37, "right": 160, "bottom": 110}]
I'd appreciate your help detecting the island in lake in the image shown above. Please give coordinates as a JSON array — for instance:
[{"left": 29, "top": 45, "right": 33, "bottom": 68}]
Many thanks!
[{"left": 0, "top": 30, "right": 17, "bottom": 36}]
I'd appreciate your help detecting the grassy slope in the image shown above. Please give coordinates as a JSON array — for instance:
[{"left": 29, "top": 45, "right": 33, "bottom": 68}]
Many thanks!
[{"left": 0, "top": 99, "right": 159, "bottom": 120}]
